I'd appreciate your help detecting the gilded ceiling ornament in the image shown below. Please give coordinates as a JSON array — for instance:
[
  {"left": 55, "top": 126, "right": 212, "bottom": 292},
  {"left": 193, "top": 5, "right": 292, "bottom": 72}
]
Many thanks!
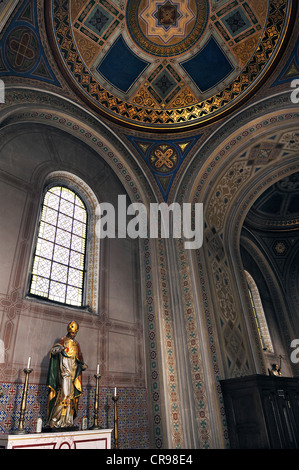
[
  {"left": 46, "top": 0, "right": 293, "bottom": 130},
  {"left": 136, "top": 0, "right": 200, "bottom": 50},
  {"left": 149, "top": 144, "right": 178, "bottom": 173}
]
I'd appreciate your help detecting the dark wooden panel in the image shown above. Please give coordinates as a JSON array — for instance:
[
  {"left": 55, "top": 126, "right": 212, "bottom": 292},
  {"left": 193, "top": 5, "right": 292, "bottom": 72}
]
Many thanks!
[{"left": 220, "top": 375, "right": 299, "bottom": 449}]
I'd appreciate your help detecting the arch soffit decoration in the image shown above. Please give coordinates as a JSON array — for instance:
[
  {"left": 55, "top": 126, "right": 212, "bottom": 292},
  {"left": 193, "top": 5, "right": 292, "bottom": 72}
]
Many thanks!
[
  {"left": 0, "top": 85, "right": 157, "bottom": 207},
  {"left": 175, "top": 94, "right": 298, "bottom": 203},
  {"left": 158, "top": 99, "right": 299, "bottom": 411},
  {"left": 175, "top": 95, "right": 298, "bottom": 245},
  {"left": 173, "top": 93, "right": 299, "bottom": 377},
  {"left": 213, "top": 159, "right": 299, "bottom": 368}
]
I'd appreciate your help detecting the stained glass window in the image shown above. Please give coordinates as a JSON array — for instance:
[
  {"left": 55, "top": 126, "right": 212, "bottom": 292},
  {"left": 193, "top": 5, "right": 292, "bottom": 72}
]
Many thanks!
[{"left": 29, "top": 186, "right": 87, "bottom": 307}]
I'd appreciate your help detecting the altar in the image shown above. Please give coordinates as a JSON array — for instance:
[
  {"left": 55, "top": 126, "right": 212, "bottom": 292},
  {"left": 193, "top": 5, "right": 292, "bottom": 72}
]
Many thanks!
[{"left": 0, "top": 428, "right": 113, "bottom": 449}]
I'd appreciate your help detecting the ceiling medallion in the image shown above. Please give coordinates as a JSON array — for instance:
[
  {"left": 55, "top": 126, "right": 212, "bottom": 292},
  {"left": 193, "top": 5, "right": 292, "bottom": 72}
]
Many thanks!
[
  {"left": 156, "top": 2, "right": 180, "bottom": 29},
  {"left": 46, "top": 0, "right": 293, "bottom": 131},
  {"left": 127, "top": 0, "right": 206, "bottom": 55},
  {"left": 149, "top": 144, "right": 179, "bottom": 173}
]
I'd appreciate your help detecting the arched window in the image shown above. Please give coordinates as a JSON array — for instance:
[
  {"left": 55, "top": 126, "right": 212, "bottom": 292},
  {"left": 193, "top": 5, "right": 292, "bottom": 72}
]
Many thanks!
[
  {"left": 29, "top": 185, "right": 88, "bottom": 307},
  {"left": 245, "top": 270, "right": 274, "bottom": 353}
]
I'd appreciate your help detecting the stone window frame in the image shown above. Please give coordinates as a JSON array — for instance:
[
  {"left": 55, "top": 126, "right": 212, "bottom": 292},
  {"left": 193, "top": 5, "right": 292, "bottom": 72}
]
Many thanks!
[{"left": 27, "top": 171, "right": 100, "bottom": 314}]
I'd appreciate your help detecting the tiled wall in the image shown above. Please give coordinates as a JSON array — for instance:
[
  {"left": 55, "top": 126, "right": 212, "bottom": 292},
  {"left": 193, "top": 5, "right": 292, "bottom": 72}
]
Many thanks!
[{"left": 0, "top": 382, "right": 150, "bottom": 449}]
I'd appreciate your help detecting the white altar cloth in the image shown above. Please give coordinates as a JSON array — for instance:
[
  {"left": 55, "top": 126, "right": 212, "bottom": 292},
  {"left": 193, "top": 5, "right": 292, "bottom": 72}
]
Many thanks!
[{"left": 0, "top": 428, "right": 113, "bottom": 449}]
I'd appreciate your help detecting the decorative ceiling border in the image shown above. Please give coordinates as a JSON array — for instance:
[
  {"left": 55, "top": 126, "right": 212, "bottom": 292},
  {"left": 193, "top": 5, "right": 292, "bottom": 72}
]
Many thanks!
[{"left": 44, "top": 0, "right": 295, "bottom": 131}]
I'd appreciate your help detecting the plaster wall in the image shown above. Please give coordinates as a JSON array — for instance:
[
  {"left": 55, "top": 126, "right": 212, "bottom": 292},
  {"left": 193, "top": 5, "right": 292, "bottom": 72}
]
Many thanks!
[{"left": 0, "top": 123, "right": 148, "bottom": 445}]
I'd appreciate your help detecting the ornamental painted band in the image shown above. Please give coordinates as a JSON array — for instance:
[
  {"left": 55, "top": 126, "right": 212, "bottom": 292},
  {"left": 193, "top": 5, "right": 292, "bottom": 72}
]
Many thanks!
[{"left": 46, "top": 321, "right": 88, "bottom": 429}]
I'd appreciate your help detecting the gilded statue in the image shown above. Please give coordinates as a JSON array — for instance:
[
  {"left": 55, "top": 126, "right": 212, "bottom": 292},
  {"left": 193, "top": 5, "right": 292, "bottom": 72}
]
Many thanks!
[
  {"left": 47, "top": 321, "right": 88, "bottom": 429},
  {"left": 269, "top": 363, "right": 282, "bottom": 377}
]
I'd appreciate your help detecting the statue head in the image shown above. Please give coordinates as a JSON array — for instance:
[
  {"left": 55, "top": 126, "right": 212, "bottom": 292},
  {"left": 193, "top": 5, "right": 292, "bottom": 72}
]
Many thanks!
[{"left": 67, "top": 321, "right": 79, "bottom": 336}]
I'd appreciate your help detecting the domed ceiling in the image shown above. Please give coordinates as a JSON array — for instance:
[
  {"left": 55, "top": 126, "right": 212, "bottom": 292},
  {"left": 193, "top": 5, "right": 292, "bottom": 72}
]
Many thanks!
[
  {"left": 245, "top": 171, "right": 299, "bottom": 231},
  {"left": 46, "top": 0, "right": 292, "bottom": 131}
]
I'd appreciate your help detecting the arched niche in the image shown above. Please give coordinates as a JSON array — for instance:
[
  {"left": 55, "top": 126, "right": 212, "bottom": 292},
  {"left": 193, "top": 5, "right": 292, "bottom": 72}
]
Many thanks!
[
  {"left": 170, "top": 92, "right": 299, "bottom": 448},
  {"left": 0, "top": 89, "right": 170, "bottom": 448},
  {"left": 241, "top": 171, "right": 299, "bottom": 377}
]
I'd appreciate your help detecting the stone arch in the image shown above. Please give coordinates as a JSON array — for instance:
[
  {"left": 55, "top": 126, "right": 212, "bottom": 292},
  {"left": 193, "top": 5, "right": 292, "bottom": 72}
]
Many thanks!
[
  {"left": 176, "top": 91, "right": 298, "bottom": 374},
  {"left": 170, "top": 92, "right": 299, "bottom": 447},
  {"left": 0, "top": 86, "right": 189, "bottom": 449}
]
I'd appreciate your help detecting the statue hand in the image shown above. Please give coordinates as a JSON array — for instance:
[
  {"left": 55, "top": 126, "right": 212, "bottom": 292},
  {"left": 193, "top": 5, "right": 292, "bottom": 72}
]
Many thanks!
[{"left": 51, "top": 344, "right": 65, "bottom": 355}]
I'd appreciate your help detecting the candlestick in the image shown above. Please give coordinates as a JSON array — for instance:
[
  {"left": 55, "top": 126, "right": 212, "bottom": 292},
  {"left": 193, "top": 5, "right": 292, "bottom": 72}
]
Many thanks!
[
  {"left": 36, "top": 417, "right": 42, "bottom": 433},
  {"left": 13, "top": 365, "right": 33, "bottom": 434},
  {"left": 90, "top": 369, "right": 101, "bottom": 430},
  {"left": 112, "top": 394, "right": 119, "bottom": 449}
]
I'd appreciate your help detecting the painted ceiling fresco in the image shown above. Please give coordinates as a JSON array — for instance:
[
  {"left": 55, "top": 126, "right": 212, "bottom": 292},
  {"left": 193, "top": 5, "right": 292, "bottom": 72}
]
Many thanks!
[{"left": 46, "top": 0, "right": 293, "bottom": 131}]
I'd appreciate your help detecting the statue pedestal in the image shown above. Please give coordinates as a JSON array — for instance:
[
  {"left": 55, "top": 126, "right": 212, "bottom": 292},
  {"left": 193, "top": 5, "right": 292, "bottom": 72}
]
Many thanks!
[{"left": 0, "top": 428, "right": 113, "bottom": 449}]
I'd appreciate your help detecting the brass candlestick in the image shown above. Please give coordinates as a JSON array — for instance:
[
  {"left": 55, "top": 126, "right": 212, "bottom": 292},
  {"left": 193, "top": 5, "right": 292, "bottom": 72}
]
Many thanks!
[
  {"left": 14, "top": 367, "right": 33, "bottom": 434},
  {"left": 112, "top": 395, "right": 119, "bottom": 449},
  {"left": 90, "top": 373, "right": 101, "bottom": 430}
]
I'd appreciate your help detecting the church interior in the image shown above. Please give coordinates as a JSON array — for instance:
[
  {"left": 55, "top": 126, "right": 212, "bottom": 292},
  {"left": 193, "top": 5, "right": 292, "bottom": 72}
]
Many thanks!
[{"left": 0, "top": 0, "right": 298, "bottom": 449}]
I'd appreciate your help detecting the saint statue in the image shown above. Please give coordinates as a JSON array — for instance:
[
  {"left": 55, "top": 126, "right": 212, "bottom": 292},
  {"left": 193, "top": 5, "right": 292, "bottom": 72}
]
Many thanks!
[
  {"left": 47, "top": 321, "right": 88, "bottom": 429},
  {"left": 269, "top": 363, "right": 282, "bottom": 377}
]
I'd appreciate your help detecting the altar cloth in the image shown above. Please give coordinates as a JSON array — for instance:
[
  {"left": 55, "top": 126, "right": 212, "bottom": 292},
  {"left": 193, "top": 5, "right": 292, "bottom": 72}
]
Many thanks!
[{"left": 0, "top": 428, "right": 113, "bottom": 449}]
